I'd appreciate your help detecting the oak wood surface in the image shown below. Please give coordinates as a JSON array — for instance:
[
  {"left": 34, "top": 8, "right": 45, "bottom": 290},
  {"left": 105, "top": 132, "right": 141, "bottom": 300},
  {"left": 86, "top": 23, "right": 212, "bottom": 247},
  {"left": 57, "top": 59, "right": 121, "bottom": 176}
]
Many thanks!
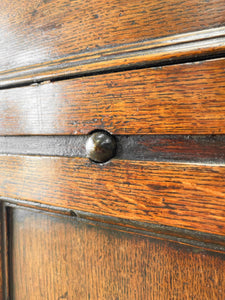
[
  {"left": 9, "top": 207, "right": 225, "bottom": 300},
  {"left": 4, "top": 200, "right": 225, "bottom": 253},
  {"left": 1, "top": 0, "right": 224, "bottom": 297},
  {"left": 1, "top": 0, "right": 224, "bottom": 74},
  {"left": 0, "top": 27, "right": 224, "bottom": 88},
  {"left": 1, "top": 155, "right": 225, "bottom": 236},
  {"left": 0, "top": 58, "right": 225, "bottom": 135}
]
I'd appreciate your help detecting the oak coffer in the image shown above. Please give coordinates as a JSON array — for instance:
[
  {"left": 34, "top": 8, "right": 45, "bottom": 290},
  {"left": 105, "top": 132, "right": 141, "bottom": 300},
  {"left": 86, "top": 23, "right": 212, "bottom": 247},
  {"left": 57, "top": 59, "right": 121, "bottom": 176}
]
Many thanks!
[{"left": 0, "top": 0, "right": 225, "bottom": 299}]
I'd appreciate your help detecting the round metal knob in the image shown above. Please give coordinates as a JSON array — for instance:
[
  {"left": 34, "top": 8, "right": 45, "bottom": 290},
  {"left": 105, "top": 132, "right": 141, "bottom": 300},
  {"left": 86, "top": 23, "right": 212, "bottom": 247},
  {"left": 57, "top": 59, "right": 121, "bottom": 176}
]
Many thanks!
[{"left": 86, "top": 130, "right": 116, "bottom": 163}]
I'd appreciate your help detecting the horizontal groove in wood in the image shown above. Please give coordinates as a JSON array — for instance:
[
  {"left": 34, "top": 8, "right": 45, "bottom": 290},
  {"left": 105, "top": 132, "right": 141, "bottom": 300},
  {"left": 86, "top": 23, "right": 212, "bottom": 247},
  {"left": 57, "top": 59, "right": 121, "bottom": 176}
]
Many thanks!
[
  {"left": 0, "top": 135, "right": 225, "bottom": 164},
  {"left": 0, "top": 27, "right": 225, "bottom": 88},
  {"left": 0, "top": 58, "right": 224, "bottom": 135},
  {"left": 1, "top": 0, "right": 225, "bottom": 84},
  {"left": 3, "top": 200, "right": 225, "bottom": 253},
  {"left": 0, "top": 155, "right": 224, "bottom": 236},
  {"left": 0, "top": 204, "right": 8, "bottom": 300}
]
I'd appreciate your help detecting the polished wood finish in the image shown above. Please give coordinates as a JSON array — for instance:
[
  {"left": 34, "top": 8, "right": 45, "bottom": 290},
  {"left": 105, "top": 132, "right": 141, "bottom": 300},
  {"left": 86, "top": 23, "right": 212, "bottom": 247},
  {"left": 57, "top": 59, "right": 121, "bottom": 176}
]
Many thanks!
[
  {"left": 0, "top": 58, "right": 225, "bottom": 135},
  {"left": 1, "top": 0, "right": 225, "bottom": 297},
  {"left": 4, "top": 201, "right": 225, "bottom": 253},
  {"left": 8, "top": 207, "right": 225, "bottom": 300},
  {"left": 1, "top": 155, "right": 225, "bottom": 236},
  {"left": 1, "top": 0, "right": 224, "bottom": 75},
  {"left": 0, "top": 27, "right": 225, "bottom": 88},
  {"left": 1, "top": 134, "right": 225, "bottom": 164}
]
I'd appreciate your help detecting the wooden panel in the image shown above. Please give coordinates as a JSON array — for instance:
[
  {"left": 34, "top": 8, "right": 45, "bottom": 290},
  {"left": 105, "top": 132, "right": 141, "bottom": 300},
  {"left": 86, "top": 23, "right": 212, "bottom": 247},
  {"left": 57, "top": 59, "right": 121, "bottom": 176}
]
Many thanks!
[
  {"left": 0, "top": 59, "right": 225, "bottom": 135},
  {"left": 1, "top": 155, "right": 225, "bottom": 236},
  {"left": 9, "top": 207, "right": 225, "bottom": 299},
  {"left": 1, "top": 27, "right": 225, "bottom": 88},
  {"left": 1, "top": 0, "right": 224, "bottom": 73}
]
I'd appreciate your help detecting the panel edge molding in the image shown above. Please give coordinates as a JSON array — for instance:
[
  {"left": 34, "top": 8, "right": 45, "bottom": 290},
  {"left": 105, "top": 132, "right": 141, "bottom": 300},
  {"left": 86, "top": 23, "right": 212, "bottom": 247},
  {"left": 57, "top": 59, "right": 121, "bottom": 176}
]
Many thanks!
[{"left": 0, "top": 27, "right": 224, "bottom": 88}]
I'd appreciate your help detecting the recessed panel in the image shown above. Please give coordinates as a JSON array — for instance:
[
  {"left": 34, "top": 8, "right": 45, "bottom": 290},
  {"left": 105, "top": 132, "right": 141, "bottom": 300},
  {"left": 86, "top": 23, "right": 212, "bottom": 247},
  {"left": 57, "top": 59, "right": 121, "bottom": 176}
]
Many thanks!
[{"left": 8, "top": 207, "right": 225, "bottom": 299}]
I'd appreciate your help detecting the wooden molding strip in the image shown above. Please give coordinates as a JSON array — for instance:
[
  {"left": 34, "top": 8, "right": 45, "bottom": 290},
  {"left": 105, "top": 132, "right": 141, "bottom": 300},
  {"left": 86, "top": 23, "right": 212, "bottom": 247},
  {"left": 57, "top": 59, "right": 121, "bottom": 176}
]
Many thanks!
[
  {"left": 0, "top": 27, "right": 224, "bottom": 88},
  {"left": 0, "top": 58, "right": 224, "bottom": 135},
  {"left": 2, "top": 201, "right": 225, "bottom": 253},
  {"left": 0, "top": 135, "right": 225, "bottom": 164},
  {"left": 0, "top": 204, "right": 9, "bottom": 300},
  {"left": 0, "top": 155, "right": 225, "bottom": 236}
]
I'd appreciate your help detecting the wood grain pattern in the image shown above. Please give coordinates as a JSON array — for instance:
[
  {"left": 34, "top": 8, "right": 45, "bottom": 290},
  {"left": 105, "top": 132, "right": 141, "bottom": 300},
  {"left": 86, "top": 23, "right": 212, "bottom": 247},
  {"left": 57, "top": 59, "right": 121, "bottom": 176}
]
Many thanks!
[
  {"left": 4, "top": 200, "right": 225, "bottom": 253},
  {"left": 0, "top": 58, "right": 225, "bottom": 135},
  {"left": 1, "top": 0, "right": 224, "bottom": 74},
  {"left": 0, "top": 27, "right": 224, "bottom": 88},
  {"left": 1, "top": 134, "right": 225, "bottom": 164},
  {"left": 1, "top": 155, "right": 225, "bottom": 236},
  {"left": 9, "top": 207, "right": 225, "bottom": 299}
]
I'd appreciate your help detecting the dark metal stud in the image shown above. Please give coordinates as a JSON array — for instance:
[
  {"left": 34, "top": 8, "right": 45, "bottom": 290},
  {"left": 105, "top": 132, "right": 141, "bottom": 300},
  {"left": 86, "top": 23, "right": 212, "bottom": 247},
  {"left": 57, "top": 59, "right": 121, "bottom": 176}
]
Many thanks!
[{"left": 86, "top": 130, "right": 117, "bottom": 163}]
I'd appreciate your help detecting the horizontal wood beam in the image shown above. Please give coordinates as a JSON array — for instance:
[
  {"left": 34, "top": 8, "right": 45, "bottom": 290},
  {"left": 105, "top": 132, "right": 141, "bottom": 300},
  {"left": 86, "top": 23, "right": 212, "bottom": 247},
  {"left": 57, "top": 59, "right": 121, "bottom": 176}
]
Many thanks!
[
  {"left": 0, "top": 27, "right": 224, "bottom": 88},
  {"left": 1, "top": 0, "right": 225, "bottom": 87},
  {"left": 0, "top": 155, "right": 225, "bottom": 236},
  {"left": 0, "top": 58, "right": 224, "bottom": 135}
]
